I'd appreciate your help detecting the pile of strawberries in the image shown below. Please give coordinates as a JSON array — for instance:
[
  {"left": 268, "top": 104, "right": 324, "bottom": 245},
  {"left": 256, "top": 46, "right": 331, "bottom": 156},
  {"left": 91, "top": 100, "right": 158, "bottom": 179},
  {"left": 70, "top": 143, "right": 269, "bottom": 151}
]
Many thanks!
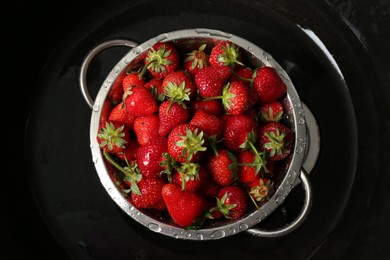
[{"left": 96, "top": 39, "right": 294, "bottom": 229}]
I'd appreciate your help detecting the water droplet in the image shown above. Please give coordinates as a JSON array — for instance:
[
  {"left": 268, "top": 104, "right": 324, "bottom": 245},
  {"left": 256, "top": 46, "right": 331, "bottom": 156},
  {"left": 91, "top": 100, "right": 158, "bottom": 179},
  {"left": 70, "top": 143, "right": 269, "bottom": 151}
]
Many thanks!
[
  {"left": 132, "top": 46, "right": 143, "bottom": 55},
  {"left": 210, "top": 230, "right": 226, "bottom": 239},
  {"left": 298, "top": 118, "right": 306, "bottom": 125},
  {"left": 156, "top": 33, "right": 168, "bottom": 42},
  {"left": 173, "top": 234, "right": 179, "bottom": 239},
  {"left": 196, "top": 233, "right": 204, "bottom": 240},
  {"left": 185, "top": 232, "right": 192, "bottom": 237},
  {"left": 93, "top": 104, "right": 100, "bottom": 112},
  {"left": 107, "top": 187, "right": 113, "bottom": 193},
  {"left": 296, "top": 146, "right": 304, "bottom": 154},
  {"left": 239, "top": 224, "right": 248, "bottom": 230},
  {"left": 106, "top": 79, "right": 112, "bottom": 84},
  {"left": 294, "top": 102, "right": 302, "bottom": 108},
  {"left": 299, "top": 109, "right": 305, "bottom": 116},
  {"left": 275, "top": 195, "right": 285, "bottom": 205},
  {"left": 114, "top": 66, "right": 121, "bottom": 74},
  {"left": 229, "top": 228, "right": 236, "bottom": 234},
  {"left": 124, "top": 58, "right": 131, "bottom": 64},
  {"left": 247, "top": 46, "right": 253, "bottom": 51},
  {"left": 255, "top": 217, "right": 262, "bottom": 223},
  {"left": 148, "top": 223, "right": 161, "bottom": 232},
  {"left": 297, "top": 137, "right": 303, "bottom": 142},
  {"left": 129, "top": 206, "right": 135, "bottom": 211},
  {"left": 92, "top": 155, "right": 99, "bottom": 164}
]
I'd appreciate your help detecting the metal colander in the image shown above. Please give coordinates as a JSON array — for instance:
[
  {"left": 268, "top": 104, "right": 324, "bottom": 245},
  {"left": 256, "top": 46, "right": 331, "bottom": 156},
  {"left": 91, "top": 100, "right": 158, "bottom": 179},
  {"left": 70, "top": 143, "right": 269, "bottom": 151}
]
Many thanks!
[{"left": 80, "top": 28, "right": 318, "bottom": 240}]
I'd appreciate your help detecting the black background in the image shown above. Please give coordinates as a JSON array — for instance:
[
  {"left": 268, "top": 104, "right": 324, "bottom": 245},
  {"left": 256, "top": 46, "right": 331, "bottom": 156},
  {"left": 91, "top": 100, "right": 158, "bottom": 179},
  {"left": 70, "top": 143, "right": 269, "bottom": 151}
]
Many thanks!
[{"left": 4, "top": 0, "right": 390, "bottom": 259}]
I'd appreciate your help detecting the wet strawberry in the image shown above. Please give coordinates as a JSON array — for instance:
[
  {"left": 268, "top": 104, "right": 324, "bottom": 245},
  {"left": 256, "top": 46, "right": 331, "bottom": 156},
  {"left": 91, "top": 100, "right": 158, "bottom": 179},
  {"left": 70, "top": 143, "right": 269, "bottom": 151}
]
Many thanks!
[
  {"left": 207, "top": 149, "right": 237, "bottom": 186},
  {"left": 133, "top": 114, "right": 160, "bottom": 146},
  {"left": 108, "top": 72, "right": 126, "bottom": 104},
  {"left": 259, "top": 100, "right": 284, "bottom": 123},
  {"left": 183, "top": 43, "right": 209, "bottom": 76},
  {"left": 145, "top": 42, "right": 179, "bottom": 79},
  {"left": 161, "top": 70, "right": 196, "bottom": 107},
  {"left": 215, "top": 185, "right": 248, "bottom": 219},
  {"left": 230, "top": 66, "right": 253, "bottom": 86},
  {"left": 158, "top": 101, "right": 190, "bottom": 137},
  {"left": 222, "top": 114, "right": 257, "bottom": 152},
  {"left": 131, "top": 178, "right": 166, "bottom": 210},
  {"left": 209, "top": 40, "right": 243, "bottom": 70},
  {"left": 258, "top": 122, "right": 294, "bottom": 162},
  {"left": 189, "top": 109, "right": 223, "bottom": 139},
  {"left": 144, "top": 78, "right": 165, "bottom": 101},
  {"left": 191, "top": 99, "right": 224, "bottom": 117},
  {"left": 172, "top": 164, "right": 208, "bottom": 192},
  {"left": 237, "top": 149, "right": 268, "bottom": 184},
  {"left": 161, "top": 183, "right": 205, "bottom": 227},
  {"left": 253, "top": 66, "right": 287, "bottom": 104},
  {"left": 108, "top": 102, "right": 136, "bottom": 130},
  {"left": 116, "top": 138, "right": 140, "bottom": 162},
  {"left": 97, "top": 121, "right": 129, "bottom": 154},
  {"left": 123, "top": 86, "right": 158, "bottom": 117},
  {"left": 167, "top": 124, "right": 207, "bottom": 163},
  {"left": 194, "top": 66, "right": 225, "bottom": 98},
  {"left": 135, "top": 140, "right": 167, "bottom": 179},
  {"left": 122, "top": 72, "right": 146, "bottom": 92}
]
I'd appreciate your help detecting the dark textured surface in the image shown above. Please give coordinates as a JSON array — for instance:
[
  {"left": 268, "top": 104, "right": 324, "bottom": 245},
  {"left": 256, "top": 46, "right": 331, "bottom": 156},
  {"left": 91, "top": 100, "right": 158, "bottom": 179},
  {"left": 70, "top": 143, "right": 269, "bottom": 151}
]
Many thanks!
[{"left": 4, "top": 0, "right": 390, "bottom": 259}]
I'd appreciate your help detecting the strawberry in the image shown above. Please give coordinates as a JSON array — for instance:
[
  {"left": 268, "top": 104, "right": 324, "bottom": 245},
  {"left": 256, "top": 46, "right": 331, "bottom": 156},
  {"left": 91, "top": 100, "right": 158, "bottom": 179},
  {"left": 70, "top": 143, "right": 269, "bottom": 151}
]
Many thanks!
[
  {"left": 249, "top": 178, "right": 274, "bottom": 205},
  {"left": 145, "top": 42, "right": 179, "bottom": 79},
  {"left": 108, "top": 72, "right": 126, "bottom": 104},
  {"left": 209, "top": 40, "right": 243, "bottom": 70},
  {"left": 253, "top": 66, "right": 287, "bottom": 104},
  {"left": 194, "top": 66, "right": 225, "bottom": 98},
  {"left": 99, "top": 99, "right": 112, "bottom": 126},
  {"left": 133, "top": 114, "right": 160, "bottom": 146},
  {"left": 172, "top": 164, "right": 208, "bottom": 192},
  {"left": 144, "top": 78, "right": 165, "bottom": 101},
  {"left": 208, "top": 81, "right": 252, "bottom": 115},
  {"left": 161, "top": 70, "right": 196, "bottom": 107},
  {"left": 189, "top": 109, "right": 223, "bottom": 139},
  {"left": 222, "top": 114, "right": 257, "bottom": 152},
  {"left": 161, "top": 183, "right": 205, "bottom": 227},
  {"left": 191, "top": 99, "right": 224, "bottom": 117},
  {"left": 97, "top": 121, "right": 129, "bottom": 154},
  {"left": 122, "top": 72, "right": 146, "bottom": 92},
  {"left": 237, "top": 149, "right": 269, "bottom": 184},
  {"left": 202, "top": 178, "right": 221, "bottom": 198},
  {"left": 183, "top": 43, "right": 209, "bottom": 76},
  {"left": 207, "top": 149, "right": 237, "bottom": 186},
  {"left": 123, "top": 86, "right": 157, "bottom": 117},
  {"left": 230, "top": 66, "right": 253, "bottom": 86},
  {"left": 158, "top": 101, "right": 190, "bottom": 137},
  {"left": 215, "top": 185, "right": 248, "bottom": 219},
  {"left": 259, "top": 100, "right": 284, "bottom": 123},
  {"left": 258, "top": 122, "right": 293, "bottom": 162},
  {"left": 116, "top": 138, "right": 140, "bottom": 162},
  {"left": 108, "top": 102, "right": 136, "bottom": 130},
  {"left": 167, "top": 124, "right": 207, "bottom": 163},
  {"left": 131, "top": 178, "right": 166, "bottom": 210},
  {"left": 135, "top": 139, "right": 167, "bottom": 179}
]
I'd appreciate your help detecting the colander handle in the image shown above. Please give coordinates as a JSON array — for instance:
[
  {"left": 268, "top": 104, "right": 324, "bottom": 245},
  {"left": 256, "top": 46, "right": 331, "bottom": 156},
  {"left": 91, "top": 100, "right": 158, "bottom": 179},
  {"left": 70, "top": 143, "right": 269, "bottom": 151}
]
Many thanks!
[
  {"left": 79, "top": 39, "right": 138, "bottom": 109},
  {"left": 246, "top": 168, "right": 313, "bottom": 237}
]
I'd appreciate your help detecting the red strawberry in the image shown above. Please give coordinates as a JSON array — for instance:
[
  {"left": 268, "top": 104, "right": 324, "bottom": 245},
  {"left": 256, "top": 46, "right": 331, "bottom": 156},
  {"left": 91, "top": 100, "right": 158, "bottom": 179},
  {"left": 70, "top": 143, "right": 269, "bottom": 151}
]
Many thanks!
[
  {"left": 131, "top": 178, "right": 166, "bottom": 210},
  {"left": 108, "top": 72, "right": 126, "bottom": 104},
  {"left": 158, "top": 101, "right": 190, "bottom": 137},
  {"left": 216, "top": 185, "right": 248, "bottom": 219},
  {"left": 116, "top": 138, "right": 140, "bottom": 162},
  {"left": 217, "top": 81, "right": 252, "bottom": 115},
  {"left": 122, "top": 72, "right": 146, "bottom": 92},
  {"left": 97, "top": 121, "right": 129, "bottom": 154},
  {"left": 108, "top": 102, "right": 136, "bottom": 130},
  {"left": 161, "top": 183, "right": 205, "bottom": 227},
  {"left": 145, "top": 42, "right": 179, "bottom": 79},
  {"left": 99, "top": 99, "right": 112, "bottom": 126},
  {"left": 161, "top": 70, "right": 196, "bottom": 107},
  {"left": 259, "top": 100, "right": 284, "bottom": 123},
  {"left": 237, "top": 150, "right": 268, "bottom": 184},
  {"left": 167, "top": 124, "right": 207, "bottom": 163},
  {"left": 123, "top": 86, "right": 157, "bottom": 117},
  {"left": 172, "top": 164, "right": 208, "bottom": 192},
  {"left": 230, "top": 66, "right": 253, "bottom": 86},
  {"left": 209, "top": 40, "right": 243, "bottom": 70},
  {"left": 135, "top": 139, "right": 167, "bottom": 179},
  {"left": 144, "top": 78, "right": 165, "bottom": 101},
  {"left": 189, "top": 109, "right": 223, "bottom": 139},
  {"left": 202, "top": 178, "right": 221, "bottom": 198},
  {"left": 222, "top": 114, "right": 257, "bottom": 152},
  {"left": 133, "top": 114, "right": 160, "bottom": 146},
  {"left": 191, "top": 99, "right": 224, "bottom": 117},
  {"left": 194, "top": 66, "right": 225, "bottom": 98},
  {"left": 253, "top": 66, "right": 287, "bottom": 104},
  {"left": 258, "top": 122, "right": 294, "bottom": 162},
  {"left": 183, "top": 43, "right": 209, "bottom": 76},
  {"left": 249, "top": 178, "right": 274, "bottom": 205},
  {"left": 207, "top": 149, "right": 237, "bottom": 186}
]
